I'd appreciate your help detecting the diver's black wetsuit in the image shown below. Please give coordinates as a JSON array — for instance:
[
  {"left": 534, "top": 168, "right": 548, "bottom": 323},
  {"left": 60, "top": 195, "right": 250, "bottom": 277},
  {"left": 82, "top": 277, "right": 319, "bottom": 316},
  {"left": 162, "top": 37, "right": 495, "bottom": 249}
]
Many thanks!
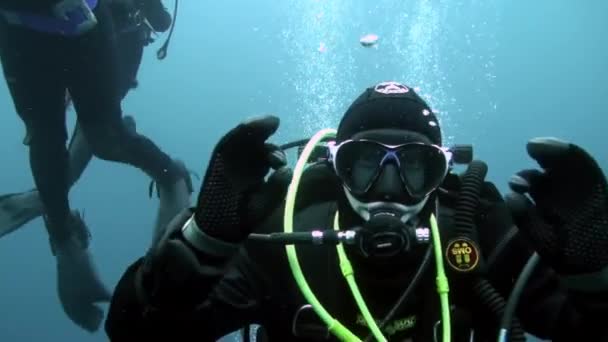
[
  {"left": 105, "top": 167, "right": 608, "bottom": 342},
  {"left": 111, "top": 0, "right": 171, "bottom": 100},
  {"left": 0, "top": 0, "right": 178, "bottom": 242}
]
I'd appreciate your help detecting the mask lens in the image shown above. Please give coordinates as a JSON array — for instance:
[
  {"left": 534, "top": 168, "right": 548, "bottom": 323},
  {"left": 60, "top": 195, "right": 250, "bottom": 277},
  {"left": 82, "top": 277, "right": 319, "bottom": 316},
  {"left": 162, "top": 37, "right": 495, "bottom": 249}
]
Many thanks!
[
  {"left": 334, "top": 141, "right": 448, "bottom": 197},
  {"left": 334, "top": 141, "right": 385, "bottom": 194},
  {"left": 397, "top": 144, "right": 447, "bottom": 197}
]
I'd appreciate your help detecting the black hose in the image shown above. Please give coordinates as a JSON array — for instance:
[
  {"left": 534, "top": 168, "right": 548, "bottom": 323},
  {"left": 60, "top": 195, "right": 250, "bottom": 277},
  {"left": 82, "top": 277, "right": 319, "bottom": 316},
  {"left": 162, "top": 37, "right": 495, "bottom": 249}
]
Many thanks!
[
  {"left": 453, "top": 161, "right": 487, "bottom": 241},
  {"left": 156, "top": 0, "right": 178, "bottom": 60},
  {"left": 498, "top": 252, "right": 540, "bottom": 342},
  {"left": 363, "top": 244, "right": 433, "bottom": 342},
  {"left": 473, "top": 279, "right": 526, "bottom": 342},
  {"left": 452, "top": 161, "right": 525, "bottom": 341}
]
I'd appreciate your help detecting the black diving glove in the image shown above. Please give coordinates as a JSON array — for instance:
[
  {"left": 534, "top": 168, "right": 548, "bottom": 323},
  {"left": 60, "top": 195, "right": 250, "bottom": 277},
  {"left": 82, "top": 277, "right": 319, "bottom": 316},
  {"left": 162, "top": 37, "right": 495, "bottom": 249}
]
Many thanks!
[
  {"left": 192, "top": 115, "right": 292, "bottom": 243},
  {"left": 136, "top": 116, "right": 291, "bottom": 312},
  {"left": 505, "top": 137, "right": 608, "bottom": 293}
]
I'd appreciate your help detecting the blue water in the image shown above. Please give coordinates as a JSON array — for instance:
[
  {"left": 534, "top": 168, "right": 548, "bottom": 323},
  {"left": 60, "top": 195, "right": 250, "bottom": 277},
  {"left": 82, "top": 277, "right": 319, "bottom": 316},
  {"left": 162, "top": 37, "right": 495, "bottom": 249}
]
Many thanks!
[{"left": 0, "top": 0, "right": 606, "bottom": 341}]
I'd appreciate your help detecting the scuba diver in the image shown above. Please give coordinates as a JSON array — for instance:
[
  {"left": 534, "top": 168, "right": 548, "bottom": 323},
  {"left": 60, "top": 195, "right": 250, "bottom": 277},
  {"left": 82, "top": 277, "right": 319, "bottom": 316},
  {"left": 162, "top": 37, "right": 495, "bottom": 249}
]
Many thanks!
[
  {"left": 0, "top": 0, "right": 178, "bottom": 240},
  {"left": 0, "top": 0, "right": 189, "bottom": 333},
  {"left": 105, "top": 81, "right": 608, "bottom": 341}
]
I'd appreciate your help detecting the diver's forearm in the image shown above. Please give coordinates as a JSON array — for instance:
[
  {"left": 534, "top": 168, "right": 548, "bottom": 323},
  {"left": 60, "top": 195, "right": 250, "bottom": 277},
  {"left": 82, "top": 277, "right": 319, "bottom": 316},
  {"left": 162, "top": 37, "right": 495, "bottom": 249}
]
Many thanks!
[
  {"left": 137, "top": 209, "right": 241, "bottom": 311},
  {"left": 106, "top": 215, "right": 242, "bottom": 339},
  {"left": 567, "top": 290, "right": 608, "bottom": 339}
]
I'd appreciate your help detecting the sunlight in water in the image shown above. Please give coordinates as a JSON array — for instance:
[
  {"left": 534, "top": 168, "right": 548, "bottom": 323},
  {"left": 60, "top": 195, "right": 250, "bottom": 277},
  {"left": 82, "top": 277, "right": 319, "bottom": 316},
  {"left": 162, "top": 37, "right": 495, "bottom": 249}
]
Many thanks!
[
  {"left": 282, "top": 0, "right": 356, "bottom": 137},
  {"left": 281, "top": 0, "right": 499, "bottom": 145}
]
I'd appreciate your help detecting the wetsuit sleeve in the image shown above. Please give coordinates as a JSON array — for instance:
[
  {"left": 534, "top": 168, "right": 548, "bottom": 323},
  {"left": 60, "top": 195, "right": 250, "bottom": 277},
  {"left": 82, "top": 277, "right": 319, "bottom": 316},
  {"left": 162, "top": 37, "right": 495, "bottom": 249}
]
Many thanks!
[
  {"left": 105, "top": 208, "right": 273, "bottom": 341},
  {"left": 479, "top": 183, "right": 608, "bottom": 341},
  {"left": 135, "top": 0, "right": 171, "bottom": 32}
]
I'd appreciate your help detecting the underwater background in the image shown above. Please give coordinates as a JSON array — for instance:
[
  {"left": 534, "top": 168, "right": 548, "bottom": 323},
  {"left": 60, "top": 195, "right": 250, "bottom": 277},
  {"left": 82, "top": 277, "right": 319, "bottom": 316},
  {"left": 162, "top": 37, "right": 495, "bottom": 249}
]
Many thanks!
[{"left": 0, "top": 0, "right": 606, "bottom": 341}]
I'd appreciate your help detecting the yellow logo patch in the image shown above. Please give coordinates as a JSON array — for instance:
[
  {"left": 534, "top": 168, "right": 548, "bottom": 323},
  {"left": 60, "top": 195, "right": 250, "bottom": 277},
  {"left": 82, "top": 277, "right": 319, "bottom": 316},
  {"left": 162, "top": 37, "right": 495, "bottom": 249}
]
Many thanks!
[{"left": 446, "top": 238, "right": 480, "bottom": 272}]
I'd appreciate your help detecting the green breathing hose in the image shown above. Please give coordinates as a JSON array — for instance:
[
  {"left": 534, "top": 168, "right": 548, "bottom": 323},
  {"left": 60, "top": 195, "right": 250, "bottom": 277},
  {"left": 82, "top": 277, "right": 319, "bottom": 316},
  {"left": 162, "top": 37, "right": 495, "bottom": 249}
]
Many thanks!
[
  {"left": 334, "top": 212, "right": 387, "bottom": 342},
  {"left": 284, "top": 128, "right": 358, "bottom": 341},
  {"left": 430, "top": 213, "right": 451, "bottom": 342},
  {"left": 283, "top": 128, "right": 451, "bottom": 342}
]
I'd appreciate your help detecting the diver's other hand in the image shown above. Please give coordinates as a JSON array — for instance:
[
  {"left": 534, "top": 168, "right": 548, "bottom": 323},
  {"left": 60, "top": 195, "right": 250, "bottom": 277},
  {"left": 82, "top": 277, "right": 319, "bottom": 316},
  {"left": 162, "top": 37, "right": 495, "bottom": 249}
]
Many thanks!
[
  {"left": 194, "top": 115, "right": 292, "bottom": 242},
  {"left": 505, "top": 138, "right": 608, "bottom": 292}
]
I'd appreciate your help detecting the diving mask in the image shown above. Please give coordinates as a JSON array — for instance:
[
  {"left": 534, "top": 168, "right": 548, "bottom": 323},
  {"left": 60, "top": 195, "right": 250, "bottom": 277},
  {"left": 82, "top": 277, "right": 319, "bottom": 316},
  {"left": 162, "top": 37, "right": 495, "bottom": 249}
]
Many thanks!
[{"left": 328, "top": 139, "right": 452, "bottom": 199}]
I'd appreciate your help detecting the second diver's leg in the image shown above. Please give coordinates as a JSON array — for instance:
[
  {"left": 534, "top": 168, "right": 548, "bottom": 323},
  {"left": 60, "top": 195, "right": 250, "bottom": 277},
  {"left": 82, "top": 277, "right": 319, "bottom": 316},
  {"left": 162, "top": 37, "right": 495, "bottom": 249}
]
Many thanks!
[
  {"left": 115, "top": 29, "right": 145, "bottom": 101},
  {"left": 66, "top": 122, "right": 93, "bottom": 189},
  {"left": 67, "top": 2, "right": 183, "bottom": 186},
  {"left": 0, "top": 108, "right": 136, "bottom": 239},
  {"left": 0, "top": 21, "right": 111, "bottom": 334},
  {"left": 67, "top": 2, "right": 191, "bottom": 243},
  {"left": 65, "top": 22, "right": 145, "bottom": 185},
  {"left": 67, "top": 116, "right": 137, "bottom": 188},
  {"left": 0, "top": 24, "right": 72, "bottom": 244}
]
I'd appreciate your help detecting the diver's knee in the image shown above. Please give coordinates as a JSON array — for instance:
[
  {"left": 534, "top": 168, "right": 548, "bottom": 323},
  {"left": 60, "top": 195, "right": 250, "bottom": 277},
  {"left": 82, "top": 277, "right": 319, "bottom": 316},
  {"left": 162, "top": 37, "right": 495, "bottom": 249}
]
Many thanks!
[
  {"left": 82, "top": 125, "right": 123, "bottom": 161},
  {"left": 27, "top": 126, "right": 67, "bottom": 149},
  {"left": 89, "top": 139, "right": 122, "bottom": 161}
]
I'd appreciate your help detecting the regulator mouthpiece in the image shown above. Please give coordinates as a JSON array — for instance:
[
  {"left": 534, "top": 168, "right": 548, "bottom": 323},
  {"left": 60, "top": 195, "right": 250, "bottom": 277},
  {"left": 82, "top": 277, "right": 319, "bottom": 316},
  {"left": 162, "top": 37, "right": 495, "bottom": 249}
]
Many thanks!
[{"left": 358, "top": 213, "right": 410, "bottom": 258}]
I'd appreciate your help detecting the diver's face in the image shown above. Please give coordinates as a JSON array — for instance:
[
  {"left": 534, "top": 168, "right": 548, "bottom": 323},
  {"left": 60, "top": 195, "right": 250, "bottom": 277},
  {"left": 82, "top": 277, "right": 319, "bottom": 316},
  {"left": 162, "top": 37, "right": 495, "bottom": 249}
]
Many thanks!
[
  {"left": 347, "top": 129, "right": 434, "bottom": 206},
  {"left": 337, "top": 129, "right": 438, "bottom": 261}
]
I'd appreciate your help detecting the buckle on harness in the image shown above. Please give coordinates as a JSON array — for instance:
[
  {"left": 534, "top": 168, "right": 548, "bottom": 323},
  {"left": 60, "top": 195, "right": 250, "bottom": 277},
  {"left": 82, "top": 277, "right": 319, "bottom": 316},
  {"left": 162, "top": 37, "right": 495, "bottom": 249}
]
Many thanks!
[
  {"left": 292, "top": 305, "right": 330, "bottom": 340},
  {"left": 433, "top": 319, "right": 475, "bottom": 342}
]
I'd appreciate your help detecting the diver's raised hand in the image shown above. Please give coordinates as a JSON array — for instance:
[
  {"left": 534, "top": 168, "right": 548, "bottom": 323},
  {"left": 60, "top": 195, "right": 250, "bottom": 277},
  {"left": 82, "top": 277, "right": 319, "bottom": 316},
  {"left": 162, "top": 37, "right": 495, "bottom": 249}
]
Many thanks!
[
  {"left": 505, "top": 138, "right": 608, "bottom": 292},
  {"left": 193, "top": 115, "right": 292, "bottom": 242},
  {"left": 132, "top": 117, "right": 291, "bottom": 312}
]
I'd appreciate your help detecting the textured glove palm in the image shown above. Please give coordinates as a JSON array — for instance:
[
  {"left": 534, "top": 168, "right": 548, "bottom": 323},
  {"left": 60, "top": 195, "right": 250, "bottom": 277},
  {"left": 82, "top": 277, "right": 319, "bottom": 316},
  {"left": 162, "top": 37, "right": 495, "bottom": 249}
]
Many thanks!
[
  {"left": 506, "top": 138, "right": 608, "bottom": 291},
  {"left": 193, "top": 115, "right": 291, "bottom": 242}
]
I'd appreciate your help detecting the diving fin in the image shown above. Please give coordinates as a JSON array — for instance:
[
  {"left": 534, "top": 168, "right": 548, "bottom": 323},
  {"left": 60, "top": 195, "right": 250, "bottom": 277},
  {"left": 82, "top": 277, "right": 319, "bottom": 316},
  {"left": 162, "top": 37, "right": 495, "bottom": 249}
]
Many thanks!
[
  {"left": 0, "top": 190, "right": 44, "bottom": 239},
  {"left": 0, "top": 115, "right": 139, "bottom": 240},
  {"left": 53, "top": 211, "right": 110, "bottom": 332}
]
